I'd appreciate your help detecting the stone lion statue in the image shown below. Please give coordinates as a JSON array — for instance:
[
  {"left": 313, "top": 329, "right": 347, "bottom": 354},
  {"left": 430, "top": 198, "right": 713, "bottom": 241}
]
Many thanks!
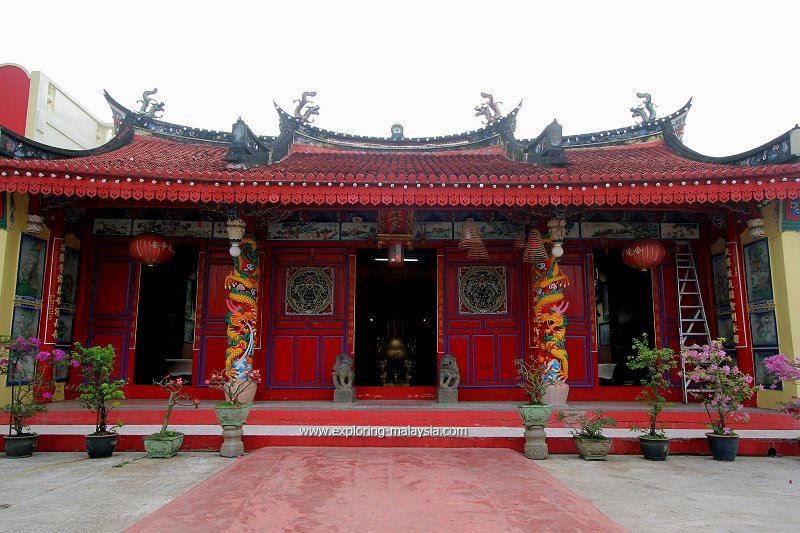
[
  {"left": 332, "top": 353, "right": 354, "bottom": 391},
  {"left": 438, "top": 353, "right": 460, "bottom": 390}
]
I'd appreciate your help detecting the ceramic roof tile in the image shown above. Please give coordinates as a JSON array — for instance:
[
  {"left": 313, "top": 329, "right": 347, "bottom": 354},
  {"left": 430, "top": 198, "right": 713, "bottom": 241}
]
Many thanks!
[{"left": 13, "top": 135, "right": 754, "bottom": 180}]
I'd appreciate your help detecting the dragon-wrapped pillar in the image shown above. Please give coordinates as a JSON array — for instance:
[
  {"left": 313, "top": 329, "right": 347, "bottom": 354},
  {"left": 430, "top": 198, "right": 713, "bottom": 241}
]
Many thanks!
[
  {"left": 528, "top": 230, "right": 570, "bottom": 401},
  {"left": 224, "top": 233, "right": 261, "bottom": 382}
]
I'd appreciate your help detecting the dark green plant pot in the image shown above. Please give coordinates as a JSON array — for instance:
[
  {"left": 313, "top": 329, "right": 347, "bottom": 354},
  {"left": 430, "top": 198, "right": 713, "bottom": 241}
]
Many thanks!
[
  {"left": 639, "top": 436, "right": 670, "bottom": 461},
  {"left": 214, "top": 403, "right": 252, "bottom": 427},
  {"left": 86, "top": 433, "right": 118, "bottom": 458},
  {"left": 144, "top": 432, "right": 184, "bottom": 458},
  {"left": 4, "top": 433, "right": 38, "bottom": 458},
  {"left": 706, "top": 433, "right": 739, "bottom": 461},
  {"left": 575, "top": 437, "right": 612, "bottom": 460}
]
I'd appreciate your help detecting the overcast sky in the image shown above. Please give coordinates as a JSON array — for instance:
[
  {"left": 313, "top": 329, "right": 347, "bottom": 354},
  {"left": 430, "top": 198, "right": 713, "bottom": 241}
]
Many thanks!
[{"left": 6, "top": 0, "right": 798, "bottom": 155}]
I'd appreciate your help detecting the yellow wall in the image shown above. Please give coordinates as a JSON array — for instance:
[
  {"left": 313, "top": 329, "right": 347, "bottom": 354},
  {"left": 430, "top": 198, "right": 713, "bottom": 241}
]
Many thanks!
[
  {"left": 0, "top": 193, "right": 78, "bottom": 404},
  {"left": 757, "top": 201, "right": 800, "bottom": 408}
]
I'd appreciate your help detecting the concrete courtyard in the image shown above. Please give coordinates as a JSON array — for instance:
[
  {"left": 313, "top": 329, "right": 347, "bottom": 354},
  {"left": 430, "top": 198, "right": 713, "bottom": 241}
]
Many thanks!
[{"left": 0, "top": 448, "right": 797, "bottom": 532}]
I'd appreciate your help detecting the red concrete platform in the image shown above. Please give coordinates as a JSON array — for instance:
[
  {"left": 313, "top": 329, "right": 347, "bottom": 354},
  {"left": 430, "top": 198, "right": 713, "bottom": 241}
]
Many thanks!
[
  {"left": 125, "top": 447, "right": 628, "bottom": 532},
  {"left": 16, "top": 400, "right": 800, "bottom": 456}
]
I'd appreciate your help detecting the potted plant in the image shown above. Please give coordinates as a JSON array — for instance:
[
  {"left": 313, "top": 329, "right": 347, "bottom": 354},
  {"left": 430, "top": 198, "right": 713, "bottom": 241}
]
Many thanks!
[
  {"left": 764, "top": 353, "right": 800, "bottom": 453},
  {"left": 556, "top": 410, "right": 617, "bottom": 460},
  {"left": 71, "top": 342, "right": 127, "bottom": 458},
  {"left": 764, "top": 353, "right": 800, "bottom": 419},
  {"left": 628, "top": 334, "right": 677, "bottom": 460},
  {"left": 144, "top": 376, "right": 199, "bottom": 458},
  {"left": 0, "top": 336, "right": 66, "bottom": 457},
  {"left": 206, "top": 368, "right": 260, "bottom": 457},
  {"left": 682, "top": 339, "right": 757, "bottom": 461},
  {"left": 514, "top": 357, "right": 557, "bottom": 460}
]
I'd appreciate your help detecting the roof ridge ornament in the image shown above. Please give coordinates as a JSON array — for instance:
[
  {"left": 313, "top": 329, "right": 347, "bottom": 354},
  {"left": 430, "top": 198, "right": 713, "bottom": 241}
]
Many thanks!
[
  {"left": 474, "top": 92, "right": 502, "bottom": 124},
  {"left": 137, "top": 88, "right": 165, "bottom": 118},
  {"left": 293, "top": 91, "right": 320, "bottom": 123},
  {"left": 631, "top": 92, "right": 656, "bottom": 123}
]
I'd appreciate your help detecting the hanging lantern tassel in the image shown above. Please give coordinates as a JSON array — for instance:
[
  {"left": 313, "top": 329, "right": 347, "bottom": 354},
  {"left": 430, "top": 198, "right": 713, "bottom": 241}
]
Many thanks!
[
  {"left": 130, "top": 233, "right": 175, "bottom": 266},
  {"left": 622, "top": 237, "right": 665, "bottom": 271}
]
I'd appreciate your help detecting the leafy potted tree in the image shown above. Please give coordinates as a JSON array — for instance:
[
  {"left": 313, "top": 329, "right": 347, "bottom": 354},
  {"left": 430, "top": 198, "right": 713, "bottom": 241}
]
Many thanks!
[
  {"left": 515, "top": 357, "right": 558, "bottom": 460},
  {"left": 682, "top": 339, "right": 757, "bottom": 461},
  {"left": 628, "top": 334, "right": 677, "bottom": 460},
  {"left": 71, "top": 342, "right": 127, "bottom": 458},
  {"left": 144, "top": 376, "right": 199, "bottom": 458},
  {"left": 556, "top": 410, "right": 617, "bottom": 460},
  {"left": 0, "top": 336, "right": 66, "bottom": 457}
]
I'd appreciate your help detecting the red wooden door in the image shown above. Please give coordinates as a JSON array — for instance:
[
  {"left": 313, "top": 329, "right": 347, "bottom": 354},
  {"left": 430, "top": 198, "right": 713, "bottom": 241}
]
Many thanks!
[
  {"left": 444, "top": 248, "right": 522, "bottom": 388},
  {"left": 196, "top": 245, "right": 237, "bottom": 385},
  {"left": 87, "top": 243, "right": 138, "bottom": 380},
  {"left": 267, "top": 247, "right": 348, "bottom": 390},
  {"left": 559, "top": 247, "right": 592, "bottom": 388}
]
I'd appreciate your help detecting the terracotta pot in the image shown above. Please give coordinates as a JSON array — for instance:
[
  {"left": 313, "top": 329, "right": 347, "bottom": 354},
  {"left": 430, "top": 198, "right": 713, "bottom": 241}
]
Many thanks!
[{"left": 224, "top": 379, "right": 257, "bottom": 404}]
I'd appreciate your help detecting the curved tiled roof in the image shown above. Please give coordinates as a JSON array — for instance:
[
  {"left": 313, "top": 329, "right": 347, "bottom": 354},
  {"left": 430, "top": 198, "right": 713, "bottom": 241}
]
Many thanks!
[{"left": 12, "top": 134, "right": 744, "bottom": 179}]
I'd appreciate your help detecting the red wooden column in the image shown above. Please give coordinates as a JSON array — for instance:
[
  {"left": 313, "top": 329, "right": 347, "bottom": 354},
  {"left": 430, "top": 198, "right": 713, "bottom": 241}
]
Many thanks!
[
  {"left": 37, "top": 207, "right": 66, "bottom": 399},
  {"left": 725, "top": 211, "right": 754, "bottom": 378}
]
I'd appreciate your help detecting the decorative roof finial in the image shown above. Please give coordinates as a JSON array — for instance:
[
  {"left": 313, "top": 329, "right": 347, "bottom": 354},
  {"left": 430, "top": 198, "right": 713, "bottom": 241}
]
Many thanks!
[
  {"left": 293, "top": 91, "right": 320, "bottom": 123},
  {"left": 474, "top": 92, "right": 503, "bottom": 124},
  {"left": 137, "top": 88, "right": 165, "bottom": 118},
  {"left": 630, "top": 92, "right": 657, "bottom": 123}
]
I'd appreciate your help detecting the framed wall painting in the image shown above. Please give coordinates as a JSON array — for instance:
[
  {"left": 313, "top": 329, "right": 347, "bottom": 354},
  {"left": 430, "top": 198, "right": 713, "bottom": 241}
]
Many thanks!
[
  {"left": 750, "top": 310, "right": 778, "bottom": 347},
  {"left": 62, "top": 247, "right": 80, "bottom": 305},
  {"left": 11, "top": 304, "right": 41, "bottom": 339},
  {"left": 716, "top": 315, "right": 735, "bottom": 349},
  {"left": 711, "top": 252, "right": 730, "bottom": 311},
  {"left": 754, "top": 349, "right": 780, "bottom": 388},
  {"left": 16, "top": 234, "right": 47, "bottom": 302},
  {"left": 743, "top": 239, "right": 773, "bottom": 305},
  {"left": 55, "top": 312, "right": 74, "bottom": 345}
]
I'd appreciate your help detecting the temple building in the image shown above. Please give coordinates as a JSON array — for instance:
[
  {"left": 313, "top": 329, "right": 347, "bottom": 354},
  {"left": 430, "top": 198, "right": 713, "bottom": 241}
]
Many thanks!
[{"left": 1, "top": 87, "right": 798, "bottom": 409}]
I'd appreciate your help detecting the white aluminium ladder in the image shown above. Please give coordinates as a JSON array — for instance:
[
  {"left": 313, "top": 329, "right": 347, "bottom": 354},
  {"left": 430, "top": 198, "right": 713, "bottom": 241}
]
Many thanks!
[{"left": 675, "top": 241, "right": 713, "bottom": 403}]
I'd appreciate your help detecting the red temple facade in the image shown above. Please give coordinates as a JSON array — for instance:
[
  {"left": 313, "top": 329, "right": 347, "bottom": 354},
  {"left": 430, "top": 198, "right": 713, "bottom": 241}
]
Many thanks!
[{"left": 1, "top": 91, "right": 799, "bottom": 406}]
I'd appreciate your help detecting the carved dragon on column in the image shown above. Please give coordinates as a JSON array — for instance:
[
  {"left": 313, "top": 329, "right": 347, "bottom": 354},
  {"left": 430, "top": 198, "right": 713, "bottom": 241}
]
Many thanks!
[
  {"left": 224, "top": 234, "right": 260, "bottom": 379},
  {"left": 529, "top": 232, "right": 570, "bottom": 381}
]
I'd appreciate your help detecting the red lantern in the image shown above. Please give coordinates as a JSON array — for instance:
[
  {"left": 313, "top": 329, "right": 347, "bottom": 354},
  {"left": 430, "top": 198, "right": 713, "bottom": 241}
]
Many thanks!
[
  {"left": 130, "top": 233, "right": 174, "bottom": 266},
  {"left": 622, "top": 237, "right": 665, "bottom": 271}
]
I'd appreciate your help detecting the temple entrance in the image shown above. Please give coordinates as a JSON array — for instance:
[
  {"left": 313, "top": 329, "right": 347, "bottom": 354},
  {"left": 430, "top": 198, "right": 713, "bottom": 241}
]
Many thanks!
[
  {"left": 593, "top": 247, "right": 655, "bottom": 386},
  {"left": 133, "top": 245, "right": 198, "bottom": 385},
  {"left": 354, "top": 248, "right": 437, "bottom": 387}
]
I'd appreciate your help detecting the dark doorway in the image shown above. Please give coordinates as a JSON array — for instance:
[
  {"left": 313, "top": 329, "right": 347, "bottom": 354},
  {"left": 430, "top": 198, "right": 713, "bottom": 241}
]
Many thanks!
[
  {"left": 134, "top": 245, "right": 198, "bottom": 385},
  {"left": 354, "top": 248, "right": 437, "bottom": 386},
  {"left": 593, "top": 247, "right": 655, "bottom": 385}
]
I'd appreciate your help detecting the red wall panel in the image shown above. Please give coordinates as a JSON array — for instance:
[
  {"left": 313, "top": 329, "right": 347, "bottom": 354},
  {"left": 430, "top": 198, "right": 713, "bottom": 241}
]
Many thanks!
[
  {"left": 297, "top": 337, "right": 320, "bottom": 383},
  {"left": 472, "top": 335, "right": 496, "bottom": 382}
]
